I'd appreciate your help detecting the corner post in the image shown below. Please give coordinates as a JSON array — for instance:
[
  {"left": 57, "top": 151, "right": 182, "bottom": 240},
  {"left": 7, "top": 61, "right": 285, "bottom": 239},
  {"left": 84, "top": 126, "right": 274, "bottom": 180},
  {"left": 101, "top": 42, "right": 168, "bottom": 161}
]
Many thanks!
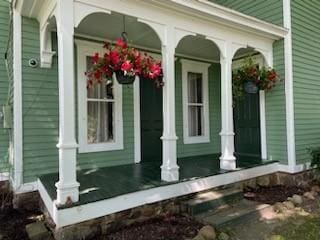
[
  {"left": 55, "top": 0, "right": 79, "bottom": 204},
  {"left": 161, "top": 26, "right": 179, "bottom": 181},
  {"left": 219, "top": 45, "right": 236, "bottom": 170}
]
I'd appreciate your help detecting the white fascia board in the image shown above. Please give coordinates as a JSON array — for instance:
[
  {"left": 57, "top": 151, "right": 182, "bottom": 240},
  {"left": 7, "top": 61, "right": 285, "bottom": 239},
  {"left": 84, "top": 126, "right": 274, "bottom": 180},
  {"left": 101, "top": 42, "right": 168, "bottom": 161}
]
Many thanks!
[{"left": 148, "top": 0, "right": 288, "bottom": 40}]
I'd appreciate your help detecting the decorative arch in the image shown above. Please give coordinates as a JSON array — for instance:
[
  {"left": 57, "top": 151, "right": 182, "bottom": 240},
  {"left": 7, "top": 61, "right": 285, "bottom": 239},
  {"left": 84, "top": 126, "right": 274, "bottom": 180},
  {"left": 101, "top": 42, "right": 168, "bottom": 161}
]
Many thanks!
[
  {"left": 74, "top": 2, "right": 111, "bottom": 28},
  {"left": 40, "top": 17, "right": 56, "bottom": 68}
]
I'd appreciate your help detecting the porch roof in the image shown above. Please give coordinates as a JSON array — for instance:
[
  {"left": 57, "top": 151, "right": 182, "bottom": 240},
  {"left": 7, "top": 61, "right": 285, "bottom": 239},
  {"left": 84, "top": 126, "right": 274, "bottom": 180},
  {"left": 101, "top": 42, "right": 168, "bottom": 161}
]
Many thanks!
[{"left": 15, "top": 0, "right": 288, "bottom": 40}]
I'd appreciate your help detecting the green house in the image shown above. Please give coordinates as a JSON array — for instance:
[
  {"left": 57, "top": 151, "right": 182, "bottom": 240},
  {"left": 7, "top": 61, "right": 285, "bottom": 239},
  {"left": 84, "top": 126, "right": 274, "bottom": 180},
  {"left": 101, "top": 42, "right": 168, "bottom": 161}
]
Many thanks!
[{"left": 0, "top": 0, "right": 317, "bottom": 230}]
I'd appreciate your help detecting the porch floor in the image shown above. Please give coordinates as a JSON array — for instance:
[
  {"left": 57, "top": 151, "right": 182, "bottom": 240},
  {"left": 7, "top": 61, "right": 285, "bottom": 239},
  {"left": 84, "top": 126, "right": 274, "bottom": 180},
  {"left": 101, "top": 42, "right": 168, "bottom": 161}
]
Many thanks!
[{"left": 39, "top": 154, "right": 273, "bottom": 208}]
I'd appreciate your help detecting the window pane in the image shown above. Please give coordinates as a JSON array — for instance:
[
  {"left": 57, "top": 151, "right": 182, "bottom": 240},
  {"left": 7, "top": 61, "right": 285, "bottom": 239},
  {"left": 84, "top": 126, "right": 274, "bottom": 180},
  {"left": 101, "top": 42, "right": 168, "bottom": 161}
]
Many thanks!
[
  {"left": 87, "top": 101, "right": 114, "bottom": 143},
  {"left": 188, "top": 106, "right": 204, "bottom": 136},
  {"left": 188, "top": 72, "right": 203, "bottom": 103}
]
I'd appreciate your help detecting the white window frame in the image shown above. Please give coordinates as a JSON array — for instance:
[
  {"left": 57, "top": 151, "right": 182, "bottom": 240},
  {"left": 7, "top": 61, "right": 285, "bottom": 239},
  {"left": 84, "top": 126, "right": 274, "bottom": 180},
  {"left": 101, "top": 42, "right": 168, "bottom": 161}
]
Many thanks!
[
  {"left": 76, "top": 40, "right": 123, "bottom": 153},
  {"left": 181, "top": 59, "right": 210, "bottom": 144}
]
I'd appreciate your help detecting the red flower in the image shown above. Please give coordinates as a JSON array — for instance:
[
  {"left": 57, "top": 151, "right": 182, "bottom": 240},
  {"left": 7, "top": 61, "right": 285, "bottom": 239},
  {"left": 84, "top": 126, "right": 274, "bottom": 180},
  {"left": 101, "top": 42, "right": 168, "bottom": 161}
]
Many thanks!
[
  {"left": 116, "top": 38, "right": 128, "bottom": 49},
  {"left": 148, "top": 63, "right": 162, "bottom": 79},
  {"left": 109, "top": 51, "right": 121, "bottom": 67},
  {"left": 121, "top": 60, "right": 133, "bottom": 72},
  {"left": 94, "top": 70, "right": 102, "bottom": 79},
  {"left": 92, "top": 53, "right": 100, "bottom": 65}
]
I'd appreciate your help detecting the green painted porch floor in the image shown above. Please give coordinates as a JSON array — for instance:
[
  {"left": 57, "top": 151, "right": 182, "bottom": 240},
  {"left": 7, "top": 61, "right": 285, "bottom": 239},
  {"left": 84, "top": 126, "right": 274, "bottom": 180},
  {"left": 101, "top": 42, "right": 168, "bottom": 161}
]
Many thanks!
[{"left": 39, "top": 154, "right": 275, "bottom": 209}]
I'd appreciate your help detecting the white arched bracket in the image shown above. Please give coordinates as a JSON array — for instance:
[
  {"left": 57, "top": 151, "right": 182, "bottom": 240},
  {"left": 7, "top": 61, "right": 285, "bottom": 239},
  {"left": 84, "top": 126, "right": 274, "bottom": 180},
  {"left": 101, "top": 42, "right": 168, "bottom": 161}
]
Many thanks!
[
  {"left": 174, "top": 28, "right": 196, "bottom": 48},
  {"left": 40, "top": 22, "right": 56, "bottom": 68},
  {"left": 137, "top": 18, "right": 166, "bottom": 46},
  {"left": 206, "top": 36, "right": 226, "bottom": 59},
  {"left": 74, "top": 1, "right": 111, "bottom": 28}
]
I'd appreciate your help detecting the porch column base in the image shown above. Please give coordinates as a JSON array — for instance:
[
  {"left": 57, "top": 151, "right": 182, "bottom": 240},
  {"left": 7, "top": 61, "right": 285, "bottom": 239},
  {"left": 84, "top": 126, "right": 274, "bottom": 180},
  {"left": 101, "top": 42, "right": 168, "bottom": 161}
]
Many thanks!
[
  {"left": 161, "top": 165, "right": 179, "bottom": 182},
  {"left": 219, "top": 156, "right": 236, "bottom": 170},
  {"left": 161, "top": 135, "right": 179, "bottom": 182},
  {"left": 55, "top": 181, "right": 80, "bottom": 205}
]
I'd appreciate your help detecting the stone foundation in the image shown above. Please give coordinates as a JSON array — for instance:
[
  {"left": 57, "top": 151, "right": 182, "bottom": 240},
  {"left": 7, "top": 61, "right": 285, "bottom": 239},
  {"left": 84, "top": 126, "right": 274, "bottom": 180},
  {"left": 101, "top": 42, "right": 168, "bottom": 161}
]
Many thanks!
[
  {"left": 51, "top": 199, "right": 185, "bottom": 240},
  {"left": 42, "top": 169, "right": 319, "bottom": 240}
]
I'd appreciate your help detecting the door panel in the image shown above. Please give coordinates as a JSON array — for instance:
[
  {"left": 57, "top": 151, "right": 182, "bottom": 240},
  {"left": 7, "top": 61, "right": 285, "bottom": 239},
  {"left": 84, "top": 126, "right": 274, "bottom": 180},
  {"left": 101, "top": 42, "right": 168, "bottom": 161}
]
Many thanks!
[
  {"left": 140, "top": 79, "right": 163, "bottom": 162},
  {"left": 234, "top": 92, "right": 261, "bottom": 163}
]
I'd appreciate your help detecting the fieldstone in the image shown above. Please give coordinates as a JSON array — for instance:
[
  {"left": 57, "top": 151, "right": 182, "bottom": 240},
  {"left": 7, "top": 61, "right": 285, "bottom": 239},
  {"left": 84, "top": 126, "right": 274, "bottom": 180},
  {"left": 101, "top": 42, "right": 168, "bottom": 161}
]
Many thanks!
[
  {"left": 273, "top": 202, "right": 286, "bottom": 213},
  {"left": 193, "top": 234, "right": 206, "bottom": 240},
  {"left": 218, "top": 232, "right": 230, "bottom": 240},
  {"left": 25, "top": 222, "right": 51, "bottom": 240},
  {"left": 257, "top": 176, "right": 271, "bottom": 187},
  {"left": 199, "top": 225, "right": 217, "bottom": 240},
  {"left": 268, "top": 235, "right": 285, "bottom": 240},
  {"left": 288, "top": 194, "right": 303, "bottom": 206},
  {"left": 311, "top": 185, "right": 320, "bottom": 193},
  {"left": 304, "top": 191, "right": 316, "bottom": 200},
  {"left": 282, "top": 201, "right": 295, "bottom": 209}
]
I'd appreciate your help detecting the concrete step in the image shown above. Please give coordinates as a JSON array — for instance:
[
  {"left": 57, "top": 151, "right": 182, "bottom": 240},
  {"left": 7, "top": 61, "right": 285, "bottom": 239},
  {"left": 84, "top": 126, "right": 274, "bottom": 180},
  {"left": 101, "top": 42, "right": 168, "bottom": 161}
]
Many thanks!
[
  {"left": 195, "top": 199, "right": 272, "bottom": 227},
  {"left": 183, "top": 188, "right": 244, "bottom": 215}
]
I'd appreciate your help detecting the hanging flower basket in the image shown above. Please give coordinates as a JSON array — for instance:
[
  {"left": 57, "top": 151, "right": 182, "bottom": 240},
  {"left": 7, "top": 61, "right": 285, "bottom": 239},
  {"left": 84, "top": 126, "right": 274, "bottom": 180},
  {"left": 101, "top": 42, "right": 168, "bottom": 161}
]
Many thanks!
[
  {"left": 233, "top": 57, "right": 280, "bottom": 100},
  {"left": 86, "top": 38, "right": 163, "bottom": 88},
  {"left": 115, "top": 70, "right": 136, "bottom": 85}
]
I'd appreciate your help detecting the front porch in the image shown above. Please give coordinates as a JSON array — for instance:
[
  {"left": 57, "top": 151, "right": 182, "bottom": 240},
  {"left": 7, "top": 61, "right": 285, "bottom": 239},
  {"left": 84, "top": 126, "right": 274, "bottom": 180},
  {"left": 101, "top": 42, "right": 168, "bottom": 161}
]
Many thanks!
[{"left": 38, "top": 156, "right": 278, "bottom": 227}]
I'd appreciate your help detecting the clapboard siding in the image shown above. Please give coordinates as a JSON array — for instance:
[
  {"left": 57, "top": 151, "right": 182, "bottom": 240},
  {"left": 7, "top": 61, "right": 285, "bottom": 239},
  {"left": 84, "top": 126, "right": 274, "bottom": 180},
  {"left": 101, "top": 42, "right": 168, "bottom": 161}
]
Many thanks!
[
  {"left": 22, "top": 18, "right": 59, "bottom": 182},
  {"left": 265, "top": 40, "right": 287, "bottom": 163},
  {"left": 291, "top": 1, "right": 320, "bottom": 164},
  {"left": 175, "top": 61, "right": 221, "bottom": 158},
  {"left": 210, "top": 0, "right": 283, "bottom": 26},
  {"left": 0, "top": 0, "right": 11, "bottom": 173}
]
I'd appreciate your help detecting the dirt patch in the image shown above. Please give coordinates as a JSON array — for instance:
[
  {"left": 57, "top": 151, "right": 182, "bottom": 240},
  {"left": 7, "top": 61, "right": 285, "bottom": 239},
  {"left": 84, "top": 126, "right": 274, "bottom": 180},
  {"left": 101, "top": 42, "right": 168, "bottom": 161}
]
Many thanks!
[
  {"left": 243, "top": 185, "right": 307, "bottom": 205},
  {"left": 0, "top": 189, "right": 43, "bottom": 240},
  {"left": 101, "top": 215, "right": 204, "bottom": 240}
]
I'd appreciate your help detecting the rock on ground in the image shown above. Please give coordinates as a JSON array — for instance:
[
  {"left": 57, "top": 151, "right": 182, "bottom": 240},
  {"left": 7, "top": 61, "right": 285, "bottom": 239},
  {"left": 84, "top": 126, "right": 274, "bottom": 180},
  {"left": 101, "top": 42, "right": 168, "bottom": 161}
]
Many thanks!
[{"left": 198, "top": 225, "right": 216, "bottom": 240}]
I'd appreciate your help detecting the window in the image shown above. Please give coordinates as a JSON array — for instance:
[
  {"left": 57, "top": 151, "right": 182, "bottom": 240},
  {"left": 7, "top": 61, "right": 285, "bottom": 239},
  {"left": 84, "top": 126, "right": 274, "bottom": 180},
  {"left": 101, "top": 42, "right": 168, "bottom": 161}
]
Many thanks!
[
  {"left": 181, "top": 59, "right": 210, "bottom": 144},
  {"left": 77, "top": 41, "right": 123, "bottom": 153}
]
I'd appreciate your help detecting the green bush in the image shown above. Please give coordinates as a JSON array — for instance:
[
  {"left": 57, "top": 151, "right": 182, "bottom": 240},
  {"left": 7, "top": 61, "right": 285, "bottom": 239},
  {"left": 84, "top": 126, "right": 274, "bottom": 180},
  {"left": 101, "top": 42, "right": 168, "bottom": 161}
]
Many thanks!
[{"left": 309, "top": 147, "right": 320, "bottom": 170}]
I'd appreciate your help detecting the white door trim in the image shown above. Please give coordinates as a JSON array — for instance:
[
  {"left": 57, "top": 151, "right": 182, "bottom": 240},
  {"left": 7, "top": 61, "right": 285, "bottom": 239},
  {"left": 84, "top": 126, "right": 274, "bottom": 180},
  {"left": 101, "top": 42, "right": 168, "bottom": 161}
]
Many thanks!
[{"left": 134, "top": 79, "right": 141, "bottom": 163}]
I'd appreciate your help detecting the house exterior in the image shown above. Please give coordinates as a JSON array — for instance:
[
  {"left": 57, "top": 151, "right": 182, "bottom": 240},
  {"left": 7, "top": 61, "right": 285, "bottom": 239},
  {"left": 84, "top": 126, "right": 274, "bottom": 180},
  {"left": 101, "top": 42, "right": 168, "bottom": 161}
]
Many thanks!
[{"left": 0, "top": 0, "right": 318, "bottom": 229}]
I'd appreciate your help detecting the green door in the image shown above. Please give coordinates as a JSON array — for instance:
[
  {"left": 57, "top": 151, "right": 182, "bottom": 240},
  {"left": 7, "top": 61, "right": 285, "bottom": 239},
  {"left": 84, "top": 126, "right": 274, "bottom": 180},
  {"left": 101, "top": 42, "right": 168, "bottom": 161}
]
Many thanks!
[
  {"left": 233, "top": 92, "right": 261, "bottom": 164},
  {"left": 140, "top": 79, "right": 163, "bottom": 162}
]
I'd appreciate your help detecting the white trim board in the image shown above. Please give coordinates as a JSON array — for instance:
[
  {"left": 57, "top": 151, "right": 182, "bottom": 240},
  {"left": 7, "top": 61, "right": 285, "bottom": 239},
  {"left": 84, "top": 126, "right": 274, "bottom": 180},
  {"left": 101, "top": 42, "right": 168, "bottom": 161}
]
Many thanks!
[
  {"left": 13, "top": 8, "right": 23, "bottom": 191},
  {"left": 44, "top": 162, "right": 279, "bottom": 228},
  {"left": 283, "top": 0, "right": 296, "bottom": 169}
]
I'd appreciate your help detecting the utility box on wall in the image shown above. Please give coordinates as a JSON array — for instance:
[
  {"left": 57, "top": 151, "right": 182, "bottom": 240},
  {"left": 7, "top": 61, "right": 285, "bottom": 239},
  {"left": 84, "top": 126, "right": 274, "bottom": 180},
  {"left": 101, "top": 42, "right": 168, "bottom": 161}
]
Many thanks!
[{"left": 2, "top": 105, "right": 12, "bottom": 129}]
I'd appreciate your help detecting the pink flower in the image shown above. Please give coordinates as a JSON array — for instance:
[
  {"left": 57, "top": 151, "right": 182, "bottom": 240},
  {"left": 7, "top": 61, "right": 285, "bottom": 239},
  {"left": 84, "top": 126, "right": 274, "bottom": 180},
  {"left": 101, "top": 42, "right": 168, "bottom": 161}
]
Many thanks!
[
  {"left": 116, "top": 38, "right": 128, "bottom": 49},
  {"left": 121, "top": 60, "right": 133, "bottom": 72}
]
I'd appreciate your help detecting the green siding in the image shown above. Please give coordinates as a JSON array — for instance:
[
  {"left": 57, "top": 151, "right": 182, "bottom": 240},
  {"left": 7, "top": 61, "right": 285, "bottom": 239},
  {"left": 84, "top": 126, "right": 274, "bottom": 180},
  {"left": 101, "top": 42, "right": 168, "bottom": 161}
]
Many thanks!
[
  {"left": 210, "top": 0, "right": 283, "bottom": 26},
  {"left": 266, "top": 40, "right": 287, "bottom": 163},
  {"left": 22, "top": 18, "right": 59, "bottom": 182},
  {"left": 22, "top": 19, "right": 135, "bottom": 182},
  {"left": 0, "top": 0, "right": 11, "bottom": 173},
  {"left": 291, "top": 1, "right": 320, "bottom": 164},
  {"left": 175, "top": 61, "right": 221, "bottom": 157}
]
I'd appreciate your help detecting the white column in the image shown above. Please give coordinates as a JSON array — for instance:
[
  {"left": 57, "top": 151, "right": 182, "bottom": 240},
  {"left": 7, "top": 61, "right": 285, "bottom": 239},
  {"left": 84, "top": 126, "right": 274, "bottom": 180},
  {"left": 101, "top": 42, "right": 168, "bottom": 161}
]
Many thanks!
[
  {"left": 161, "top": 26, "right": 179, "bottom": 182},
  {"left": 219, "top": 51, "right": 236, "bottom": 170},
  {"left": 55, "top": 0, "right": 79, "bottom": 205}
]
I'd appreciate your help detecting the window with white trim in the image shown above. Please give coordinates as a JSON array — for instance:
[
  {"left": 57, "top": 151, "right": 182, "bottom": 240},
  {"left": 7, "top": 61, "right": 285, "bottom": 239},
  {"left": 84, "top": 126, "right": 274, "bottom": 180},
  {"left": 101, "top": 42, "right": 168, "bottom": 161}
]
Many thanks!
[
  {"left": 77, "top": 41, "right": 123, "bottom": 153},
  {"left": 181, "top": 59, "right": 210, "bottom": 144}
]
